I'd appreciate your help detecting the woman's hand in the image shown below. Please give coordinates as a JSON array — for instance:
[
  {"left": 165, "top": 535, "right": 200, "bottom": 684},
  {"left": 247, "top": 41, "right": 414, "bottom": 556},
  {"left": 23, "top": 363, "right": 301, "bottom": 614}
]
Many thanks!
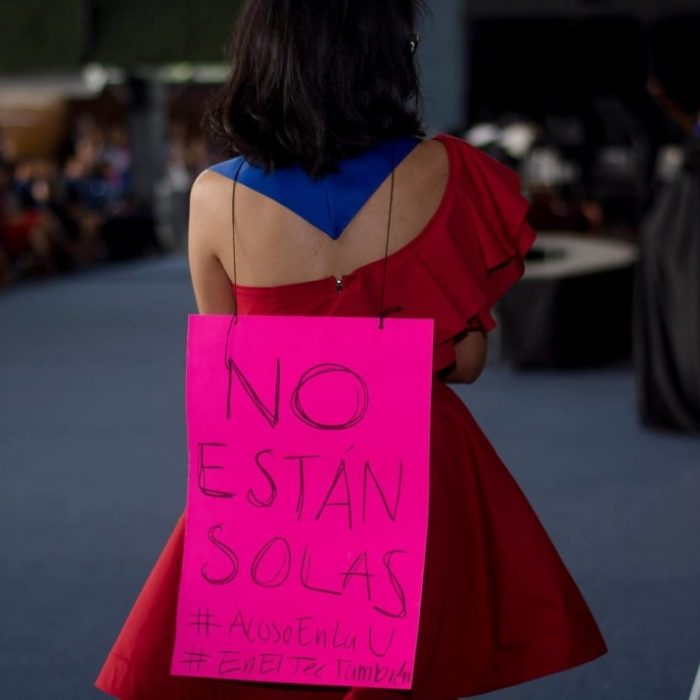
[{"left": 443, "top": 330, "right": 488, "bottom": 384}]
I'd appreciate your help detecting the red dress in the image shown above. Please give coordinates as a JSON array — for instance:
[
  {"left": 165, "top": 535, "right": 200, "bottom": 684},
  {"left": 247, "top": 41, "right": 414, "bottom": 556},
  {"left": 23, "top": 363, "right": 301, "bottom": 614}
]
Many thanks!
[{"left": 95, "top": 133, "right": 607, "bottom": 699}]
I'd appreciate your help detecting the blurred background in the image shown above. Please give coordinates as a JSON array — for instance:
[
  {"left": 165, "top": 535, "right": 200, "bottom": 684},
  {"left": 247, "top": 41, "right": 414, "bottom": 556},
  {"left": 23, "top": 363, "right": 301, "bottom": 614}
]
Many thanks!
[{"left": 1, "top": 1, "right": 699, "bottom": 699}]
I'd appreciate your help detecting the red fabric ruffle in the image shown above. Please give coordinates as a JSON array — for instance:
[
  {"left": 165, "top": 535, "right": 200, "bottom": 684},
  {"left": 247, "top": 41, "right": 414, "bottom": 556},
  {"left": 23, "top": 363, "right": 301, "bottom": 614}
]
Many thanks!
[{"left": 378, "top": 134, "right": 537, "bottom": 371}]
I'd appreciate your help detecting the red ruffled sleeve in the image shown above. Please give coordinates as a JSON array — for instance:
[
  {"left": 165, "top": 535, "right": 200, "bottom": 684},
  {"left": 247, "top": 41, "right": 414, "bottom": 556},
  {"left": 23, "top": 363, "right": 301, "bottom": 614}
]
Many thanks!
[{"left": 384, "top": 134, "right": 537, "bottom": 373}]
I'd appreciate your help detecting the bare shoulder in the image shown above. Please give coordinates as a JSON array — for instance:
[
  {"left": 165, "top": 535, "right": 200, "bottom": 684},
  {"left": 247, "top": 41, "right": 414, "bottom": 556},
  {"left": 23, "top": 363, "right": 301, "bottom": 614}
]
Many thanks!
[
  {"left": 190, "top": 167, "right": 233, "bottom": 213},
  {"left": 411, "top": 137, "right": 449, "bottom": 173},
  {"left": 420, "top": 136, "right": 450, "bottom": 160},
  {"left": 188, "top": 167, "right": 233, "bottom": 252},
  {"left": 389, "top": 137, "right": 450, "bottom": 232},
  {"left": 397, "top": 137, "right": 450, "bottom": 197}
]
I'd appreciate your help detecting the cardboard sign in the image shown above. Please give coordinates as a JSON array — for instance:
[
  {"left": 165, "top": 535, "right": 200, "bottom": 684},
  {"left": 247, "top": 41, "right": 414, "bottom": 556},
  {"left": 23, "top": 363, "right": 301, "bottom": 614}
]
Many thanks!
[{"left": 171, "top": 314, "right": 433, "bottom": 689}]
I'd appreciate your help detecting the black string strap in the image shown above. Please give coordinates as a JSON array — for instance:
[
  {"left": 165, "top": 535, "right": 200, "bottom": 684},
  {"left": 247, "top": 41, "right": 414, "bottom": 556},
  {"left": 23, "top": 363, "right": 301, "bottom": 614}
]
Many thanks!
[
  {"left": 230, "top": 158, "right": 245, "bottom": 320},
  {"left": 223, "top": 158, "right": 244, "bottom": 370},
  {"left": 378, "top": 139, "right": 403, "bottom": 329},
  {"left": 224, "top": 138, "right": 401, "bottom": 370}
]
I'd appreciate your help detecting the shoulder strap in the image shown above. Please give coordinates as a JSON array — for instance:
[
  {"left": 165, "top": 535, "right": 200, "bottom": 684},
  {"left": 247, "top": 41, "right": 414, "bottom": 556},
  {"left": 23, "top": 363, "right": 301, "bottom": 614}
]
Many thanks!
[{"left": 378, "top": 141, "right": 402, "bottom": 329}]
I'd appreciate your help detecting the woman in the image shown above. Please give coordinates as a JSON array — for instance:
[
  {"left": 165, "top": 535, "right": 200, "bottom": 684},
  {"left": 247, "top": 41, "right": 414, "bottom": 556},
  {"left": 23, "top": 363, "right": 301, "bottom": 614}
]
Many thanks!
[
  {"left": 95, "top": 1, "right": 607, "bottom": 698},
  {"left": 634, "top": 77, "right": 700, "bottom": 431}
]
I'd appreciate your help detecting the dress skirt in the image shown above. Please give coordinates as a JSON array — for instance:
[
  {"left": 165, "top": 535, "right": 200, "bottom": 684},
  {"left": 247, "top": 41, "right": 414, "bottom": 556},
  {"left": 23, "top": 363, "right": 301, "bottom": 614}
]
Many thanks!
[{"left": 95, "top": 380, "right": 607, "bottom": 699}]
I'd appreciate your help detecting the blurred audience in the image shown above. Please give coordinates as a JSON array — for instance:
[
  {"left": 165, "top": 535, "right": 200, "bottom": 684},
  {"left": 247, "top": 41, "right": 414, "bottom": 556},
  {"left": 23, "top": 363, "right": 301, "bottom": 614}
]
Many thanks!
[{"left": 0, "top": 116, "right": 211, "bottom": 291}]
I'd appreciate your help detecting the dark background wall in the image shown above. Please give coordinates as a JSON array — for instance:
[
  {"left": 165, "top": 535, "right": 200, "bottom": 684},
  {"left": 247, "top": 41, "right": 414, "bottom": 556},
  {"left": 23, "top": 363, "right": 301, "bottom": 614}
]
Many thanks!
[
  {"left": 0, "top": 0, "right": 84, "bottom": 72},
  {"left": 0, "top": 0, "right": 242, "bottom": 72}
]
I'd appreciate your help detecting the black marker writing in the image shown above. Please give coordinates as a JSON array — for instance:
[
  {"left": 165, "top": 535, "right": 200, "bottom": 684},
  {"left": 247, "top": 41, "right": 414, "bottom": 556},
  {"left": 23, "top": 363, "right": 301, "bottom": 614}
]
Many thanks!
[
  {"left": 188, "top": 607, "right": 221, "bottom": 637},
  {"left": 250, "top": 536, "right": 292, "bottom": 588},
  {"left": 368, "top": 626, "right": 395, "bottom": 658},
  {"left": 228, "top": 610, "right": 252, "bottom": 640},
  {"left": 363, "top": 458, "right": 403, "bottom": 522},
  {"left": 341, "top": 551, "right": 373, "bottom": 600},
  {"left": 201, "top": 524, "right": 239, "bottom": 585},
  {"left": 247, "top": 449, "right": 277, "bottom": 508},
  {"left": 290, "top": 363, "right": 369, "bottom": 431},
  {"left": 282, "top": 454, "right": 320, "bottom": 520},
  {"left": 227, "top": 356, "right": 281, "bottom": 427},
  {"left": 197, "top": 443, "right": 233, "bottom": 499},
  {"left": 315, "top": 458, "right": 352, "bottom": 528},
  {"left": 182, "top": 647, "right": 209, "bottom": 672},
  {"left": 373, "top": 549, "right": 407, "bottom": 619},
  {"left": 300, "top": 545, "right": 342, "bottom": 596}
]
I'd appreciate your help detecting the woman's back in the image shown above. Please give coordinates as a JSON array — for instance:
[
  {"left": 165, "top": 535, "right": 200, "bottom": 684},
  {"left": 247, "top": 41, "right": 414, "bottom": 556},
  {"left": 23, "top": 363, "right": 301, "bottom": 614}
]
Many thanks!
[
  {"left": 96, "top": 132, "right": 609, "bottom": 694},
  {"left": 190, "top": 137, "right": 449, "bottom": 289}
]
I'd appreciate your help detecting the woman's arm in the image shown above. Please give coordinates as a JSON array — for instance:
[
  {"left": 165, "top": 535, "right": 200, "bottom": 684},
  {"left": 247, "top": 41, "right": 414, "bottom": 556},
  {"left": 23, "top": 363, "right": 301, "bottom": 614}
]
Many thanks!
[
  {"left": 442, "top": 330, "right": 488, "bottom": 384},
  {"left": 646, "top": 78, "right": 696, "bottom": 136},
  {"left": 188, "top": 170, "right": 236, "bottom": 315}
]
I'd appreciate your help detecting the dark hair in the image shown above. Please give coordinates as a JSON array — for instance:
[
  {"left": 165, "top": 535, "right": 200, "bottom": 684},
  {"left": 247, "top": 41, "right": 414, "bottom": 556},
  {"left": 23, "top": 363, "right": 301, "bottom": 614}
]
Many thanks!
[{"left": 205, "top": 0, "right": 428, "bottom": 179}]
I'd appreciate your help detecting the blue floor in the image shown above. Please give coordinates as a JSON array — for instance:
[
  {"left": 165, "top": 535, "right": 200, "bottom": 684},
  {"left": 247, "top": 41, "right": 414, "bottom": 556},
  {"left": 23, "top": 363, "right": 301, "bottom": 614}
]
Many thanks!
[{"left": 1, "top": 253, "right": 698, "bottom": 700}]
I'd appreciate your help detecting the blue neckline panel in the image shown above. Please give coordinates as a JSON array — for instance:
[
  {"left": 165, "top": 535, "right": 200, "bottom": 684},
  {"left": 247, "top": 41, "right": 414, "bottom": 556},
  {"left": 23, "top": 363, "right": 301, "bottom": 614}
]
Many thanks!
[{"left": 207, "top": 135, "right": 422, "bottom": 240}]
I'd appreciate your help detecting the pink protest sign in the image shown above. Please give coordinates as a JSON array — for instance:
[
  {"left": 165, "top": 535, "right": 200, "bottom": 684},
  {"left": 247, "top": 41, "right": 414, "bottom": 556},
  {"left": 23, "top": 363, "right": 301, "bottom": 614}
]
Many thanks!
[{"left": 171, "top": 314, "right": 433, "bottom": 689}]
